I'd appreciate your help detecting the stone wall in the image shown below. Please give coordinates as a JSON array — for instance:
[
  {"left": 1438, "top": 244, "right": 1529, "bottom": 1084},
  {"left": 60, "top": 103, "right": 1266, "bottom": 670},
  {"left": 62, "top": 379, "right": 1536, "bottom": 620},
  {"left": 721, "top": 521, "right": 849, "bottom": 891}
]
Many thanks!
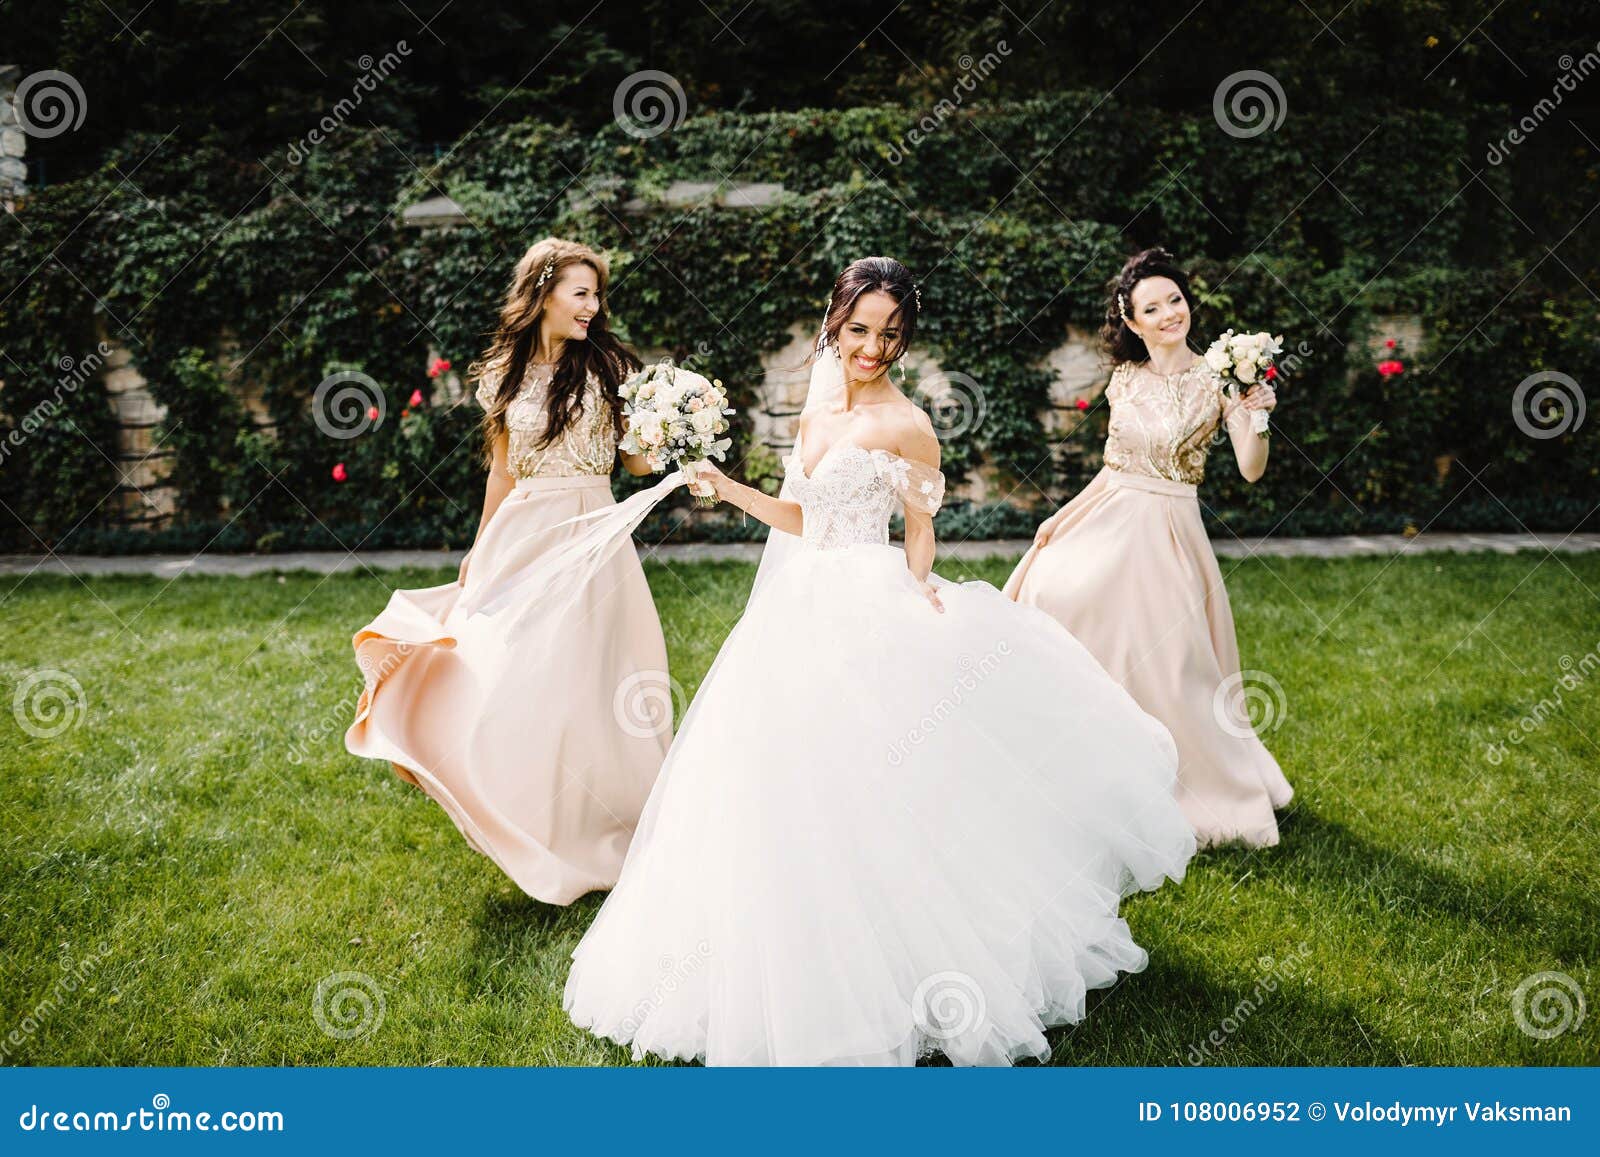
[
  {"left": 0, "top": 66, "right": 27, "bottom": 210},
  {"left": 89, "top": 314, "right": 1426, "bottom": 529}
]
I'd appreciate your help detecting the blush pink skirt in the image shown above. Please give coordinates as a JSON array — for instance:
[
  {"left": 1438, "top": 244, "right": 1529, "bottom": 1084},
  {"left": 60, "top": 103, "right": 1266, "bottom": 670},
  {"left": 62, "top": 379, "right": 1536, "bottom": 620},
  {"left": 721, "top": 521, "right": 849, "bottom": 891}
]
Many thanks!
[
  {"left": 345, "top": 473, "right": 673, "bottom": 903},
  {"left": 1005, "top": 466, "right": 1292, "bottom": 847}
]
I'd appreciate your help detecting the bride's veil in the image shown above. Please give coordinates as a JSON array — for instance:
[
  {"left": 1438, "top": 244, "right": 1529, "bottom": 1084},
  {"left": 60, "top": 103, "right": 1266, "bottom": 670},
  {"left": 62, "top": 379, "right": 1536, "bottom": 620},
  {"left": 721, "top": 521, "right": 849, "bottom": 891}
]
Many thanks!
[
  {"left": 620, "top": 342, "right": 841, "bottom": 853},
  {"left": 746, "top": 342, "right": 842, "bottom": 597}
]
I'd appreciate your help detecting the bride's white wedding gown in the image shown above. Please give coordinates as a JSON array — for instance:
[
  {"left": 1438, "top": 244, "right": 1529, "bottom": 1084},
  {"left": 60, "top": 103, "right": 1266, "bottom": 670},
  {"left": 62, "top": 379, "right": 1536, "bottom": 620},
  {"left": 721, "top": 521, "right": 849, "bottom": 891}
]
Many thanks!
[{"left": 561, "top": 434, "right": 1198, "bottom": 1066}]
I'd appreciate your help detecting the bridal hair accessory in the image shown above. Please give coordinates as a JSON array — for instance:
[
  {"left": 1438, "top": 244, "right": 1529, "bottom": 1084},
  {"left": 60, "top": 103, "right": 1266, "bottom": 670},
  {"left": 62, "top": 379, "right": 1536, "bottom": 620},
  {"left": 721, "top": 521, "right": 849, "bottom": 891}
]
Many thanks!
[
  {"left": 535, "top": 258, "right": 556, "bottom": 290},
  {"left": 911, "top": 283, "right": 923, "bottom": 311},
  {"left": 1118, "top": 291, "right": 1133, "bottom": 323}
]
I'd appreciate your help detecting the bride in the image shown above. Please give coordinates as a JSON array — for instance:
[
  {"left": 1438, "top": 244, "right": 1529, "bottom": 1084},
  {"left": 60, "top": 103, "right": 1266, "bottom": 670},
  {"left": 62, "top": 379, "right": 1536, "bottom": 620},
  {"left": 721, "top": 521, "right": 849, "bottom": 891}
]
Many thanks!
[{"left": 550, "top": 256, "right": 1197, "bottom": 1066}]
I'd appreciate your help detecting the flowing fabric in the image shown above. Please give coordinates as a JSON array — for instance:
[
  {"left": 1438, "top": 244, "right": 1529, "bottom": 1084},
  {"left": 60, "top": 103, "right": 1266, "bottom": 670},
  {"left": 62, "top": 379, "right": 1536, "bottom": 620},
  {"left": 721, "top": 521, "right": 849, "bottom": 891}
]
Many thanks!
[{"left": 344, "top": 473, "right": 673, "bottom": 904}]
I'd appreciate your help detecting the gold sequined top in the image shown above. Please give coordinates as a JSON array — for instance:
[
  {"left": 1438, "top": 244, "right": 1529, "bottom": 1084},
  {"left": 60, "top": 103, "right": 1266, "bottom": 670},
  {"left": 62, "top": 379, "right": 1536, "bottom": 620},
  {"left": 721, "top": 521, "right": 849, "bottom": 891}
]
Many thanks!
[
  {"left": 1102, "top": 360, "right": 1234, "bottom": 486},
  {"left": 475, "top": 365, "right": 618, "bottom": 479}
]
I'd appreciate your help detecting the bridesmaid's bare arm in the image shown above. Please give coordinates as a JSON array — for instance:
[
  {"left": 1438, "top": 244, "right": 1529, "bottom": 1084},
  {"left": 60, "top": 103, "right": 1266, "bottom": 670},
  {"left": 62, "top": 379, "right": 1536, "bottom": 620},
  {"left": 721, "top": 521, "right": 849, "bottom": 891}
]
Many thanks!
[
  {"left": 461, "top": 431, "right": 514, "bottom": 583},
  {"left": 1223, "top": 383, "right": 1274, "bottom": 482},
  {"left": 618, "top": 448, "right": 654, "bottom": 476}
]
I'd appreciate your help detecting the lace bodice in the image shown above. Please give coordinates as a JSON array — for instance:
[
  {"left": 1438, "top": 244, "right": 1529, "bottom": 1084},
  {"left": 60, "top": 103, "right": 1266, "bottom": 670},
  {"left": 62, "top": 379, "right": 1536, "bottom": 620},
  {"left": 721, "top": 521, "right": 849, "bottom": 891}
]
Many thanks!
[
  {"left": 1102, "top": 360, "right": 1236, "bottom": 486},
  {"left": 783, "top": 440, "right": 946, "bottom": 552},
  {"left": 475, "top": 365, "right": 618, "bottom": 479}
]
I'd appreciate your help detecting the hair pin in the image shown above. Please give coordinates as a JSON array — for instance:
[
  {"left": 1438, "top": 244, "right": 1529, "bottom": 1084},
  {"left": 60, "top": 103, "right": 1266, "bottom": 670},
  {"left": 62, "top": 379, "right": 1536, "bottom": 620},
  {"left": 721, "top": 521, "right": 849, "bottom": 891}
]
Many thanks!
[
  {"left": 534, "top": 258, "right": 556, "bottom": 290},
  {"left": 912, "top": 282, "right": 923, "bottom": 311}
]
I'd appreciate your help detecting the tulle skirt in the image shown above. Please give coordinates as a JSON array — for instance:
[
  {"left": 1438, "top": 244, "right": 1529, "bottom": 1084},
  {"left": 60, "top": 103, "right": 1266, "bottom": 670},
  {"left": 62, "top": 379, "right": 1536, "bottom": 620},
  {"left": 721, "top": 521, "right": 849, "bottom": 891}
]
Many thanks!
[
  {"left": 563, "top": 540, "right": 1195, "bottom": 1066},
  {"left": 344, "top": 474, "right": 672, "bottom": 904},
  {"left": 1004, "top": 466, "right": 1293, "bottom": 847}
]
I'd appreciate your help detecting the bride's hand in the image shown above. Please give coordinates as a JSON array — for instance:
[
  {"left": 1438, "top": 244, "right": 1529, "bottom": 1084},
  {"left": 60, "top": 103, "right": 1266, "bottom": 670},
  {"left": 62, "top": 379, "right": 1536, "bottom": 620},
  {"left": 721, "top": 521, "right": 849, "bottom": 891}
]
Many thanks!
[
  {"left": 683, "top": 459, "right": 723, "bottom": 501},
  {"left": 918, "top": 580, "right": 945, "bottom": 614}
]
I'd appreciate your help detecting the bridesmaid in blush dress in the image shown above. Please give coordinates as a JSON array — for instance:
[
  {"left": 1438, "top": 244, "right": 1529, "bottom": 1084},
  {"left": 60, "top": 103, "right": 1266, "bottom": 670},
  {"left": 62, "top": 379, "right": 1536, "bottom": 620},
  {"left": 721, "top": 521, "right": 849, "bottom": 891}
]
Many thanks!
[
  {"left": 1005, "top": 248, "right": 1293, "bottom": 848},
  {"left": 344, "top": 238, "right": 672, "bottom": 904}
]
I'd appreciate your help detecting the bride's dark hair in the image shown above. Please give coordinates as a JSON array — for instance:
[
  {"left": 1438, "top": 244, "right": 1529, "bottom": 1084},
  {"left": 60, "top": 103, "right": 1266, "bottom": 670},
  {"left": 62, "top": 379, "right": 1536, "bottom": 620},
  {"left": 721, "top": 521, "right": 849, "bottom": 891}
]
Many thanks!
[
  {"left": 1100, "top": 247, "right": 1197, "bottom": 365},
  {"left": 815, "top": 256, "right": 921, "bottom": 364}
]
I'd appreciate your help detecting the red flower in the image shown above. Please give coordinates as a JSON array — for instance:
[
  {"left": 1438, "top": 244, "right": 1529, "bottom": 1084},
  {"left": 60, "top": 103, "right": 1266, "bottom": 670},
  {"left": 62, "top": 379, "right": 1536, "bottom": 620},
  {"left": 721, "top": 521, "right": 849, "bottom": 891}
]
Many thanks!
[
  {"left": 1385, "top": 338, "right": 1397, "bottom": 349},
  {"left": 1377, "top": 359, "right": 1405, "bottom": 378},
  {"left": 331, "top": 462, "right": 348, "bottom": 482},
  {"left": 366, "top": 405, "right": 380, "bottom": 421},
  {"left": 428, "top": 357, "right": 452, "bottom": 378},
  {"left": 401, "top": 408, "right": 412, "bottom": 419},
  {"left": 408, "top": 388, "right": 425, "bottom": 407},
  {"left": 1075, "top": 398, "right": 1089, "bottom": 411},
  {"left": 1264, "top": 365, "right": 1278, "bottom": 381}
]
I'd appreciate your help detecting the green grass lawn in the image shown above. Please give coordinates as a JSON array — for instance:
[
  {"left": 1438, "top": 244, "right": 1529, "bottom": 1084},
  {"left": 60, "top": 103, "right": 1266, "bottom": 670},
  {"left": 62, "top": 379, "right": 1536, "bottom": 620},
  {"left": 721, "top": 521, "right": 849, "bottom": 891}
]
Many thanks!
[{"left": 2, "top": 550, "right": 1596, "bottom": 1066}]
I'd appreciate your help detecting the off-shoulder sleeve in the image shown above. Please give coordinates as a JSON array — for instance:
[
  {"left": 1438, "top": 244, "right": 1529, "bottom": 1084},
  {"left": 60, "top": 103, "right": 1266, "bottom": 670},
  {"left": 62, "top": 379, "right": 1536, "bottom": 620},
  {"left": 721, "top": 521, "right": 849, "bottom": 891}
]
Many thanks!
[{"left": 877, "top": 452, "right": 946, "bottom": 517}]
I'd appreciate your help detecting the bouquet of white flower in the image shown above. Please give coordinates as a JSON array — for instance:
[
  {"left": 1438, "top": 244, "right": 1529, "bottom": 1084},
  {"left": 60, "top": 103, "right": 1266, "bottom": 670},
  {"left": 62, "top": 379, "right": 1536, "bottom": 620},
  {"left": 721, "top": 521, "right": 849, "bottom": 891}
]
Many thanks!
[
  {"left": 1203, "top": 329, "right": 1281, "bottom": 439},
  {"left": 618, "top": 361, "right": 735, "bottom": 506}
]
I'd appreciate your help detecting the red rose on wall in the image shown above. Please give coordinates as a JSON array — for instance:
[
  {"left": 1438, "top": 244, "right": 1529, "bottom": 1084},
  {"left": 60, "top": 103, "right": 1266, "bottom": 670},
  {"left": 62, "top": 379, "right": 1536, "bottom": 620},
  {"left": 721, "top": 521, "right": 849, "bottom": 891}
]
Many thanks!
[
  {"left": 1377, "top": 359, "right": 1404, "bottom": 378},
  {"left": 331, "top": 462, "right": 348, "bottom": 482},
  {"left": 428, "top": 358, "right": 452, "bottom": 378}
]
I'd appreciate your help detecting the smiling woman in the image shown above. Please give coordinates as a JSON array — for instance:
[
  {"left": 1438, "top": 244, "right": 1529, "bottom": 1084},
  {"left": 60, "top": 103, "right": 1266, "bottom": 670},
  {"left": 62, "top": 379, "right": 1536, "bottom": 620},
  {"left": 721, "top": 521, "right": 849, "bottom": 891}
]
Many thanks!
[
  {"left": 342, "top": 237, "right": 675, "bottom": 906},
  {"left": 1006, "top": 247, "right": 1292, "bottom": 848}
]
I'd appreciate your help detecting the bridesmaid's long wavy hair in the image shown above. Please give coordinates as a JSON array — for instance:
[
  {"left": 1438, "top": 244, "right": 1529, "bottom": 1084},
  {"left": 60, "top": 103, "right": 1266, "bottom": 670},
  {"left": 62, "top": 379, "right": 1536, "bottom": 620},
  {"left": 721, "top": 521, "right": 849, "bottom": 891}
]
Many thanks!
[
  {"left": 815, "top": 256, "right": 921, "bottom": 365},
  {"left": 1100, "top": 247, "right": 1198, "bottom": 365},
  {"left": 470, "top": 238, "right": 640, "bottom": 469}
]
